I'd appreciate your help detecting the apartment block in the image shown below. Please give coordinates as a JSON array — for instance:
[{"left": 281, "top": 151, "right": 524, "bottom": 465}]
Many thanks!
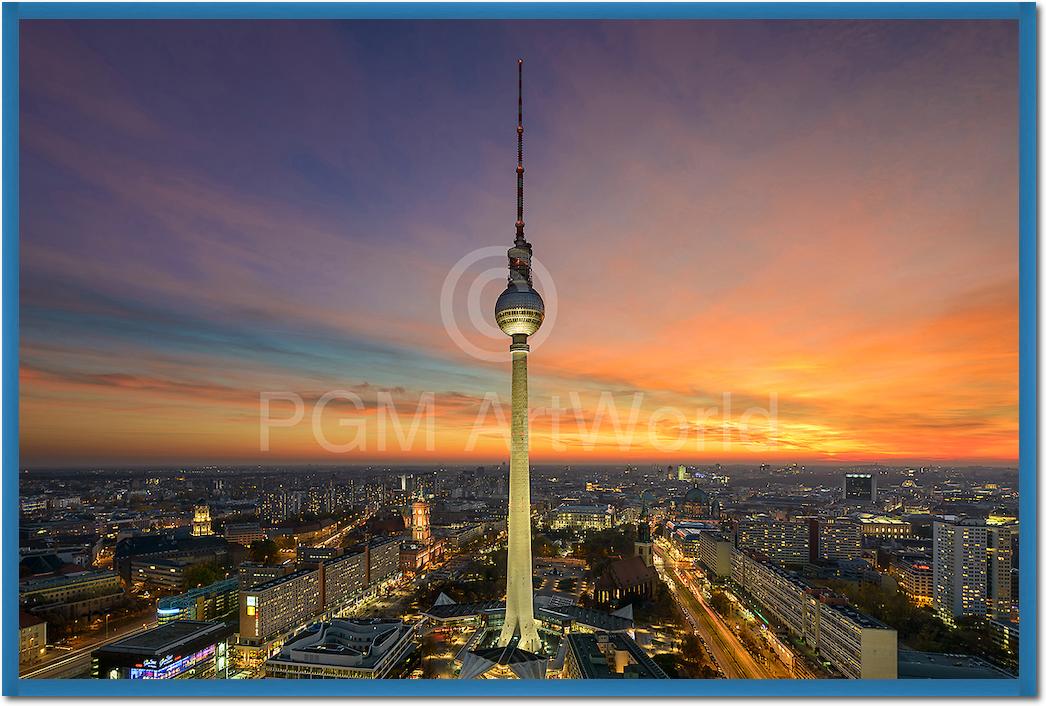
[{"left": 732, "top": 550, "right": 897, "bottom": 679}]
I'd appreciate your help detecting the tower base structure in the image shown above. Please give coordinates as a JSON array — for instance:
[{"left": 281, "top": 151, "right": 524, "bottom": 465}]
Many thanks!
[{"left": 498, "top": 345, "right": 541, "bottom": 654}]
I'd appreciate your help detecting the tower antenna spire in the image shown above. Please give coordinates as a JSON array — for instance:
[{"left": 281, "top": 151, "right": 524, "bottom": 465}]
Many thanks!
[{"left": 515, "top": 58, "right": 526, "bottom": 246}]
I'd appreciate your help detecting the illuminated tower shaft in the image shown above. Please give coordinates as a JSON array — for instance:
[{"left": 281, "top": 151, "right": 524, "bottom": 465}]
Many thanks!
[
  {"left": 494, "top": 60, "right": 544, "bottom": 654},
  {"left": 500, "top": 349, "right": 540, "bottom": 651}
]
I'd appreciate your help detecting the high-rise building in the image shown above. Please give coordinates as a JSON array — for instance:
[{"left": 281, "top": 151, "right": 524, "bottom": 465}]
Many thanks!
[
  {"left": 810, "top": 517, "right": 863, "bottom": 561},
  {"left": 737, "top": 519, "right": 810, "bottom": 565},
  {"left": 493, "top": 60, "right": 545, "bottom": 654},
  {"left": 364, "top": 536, "right": 402, "bottom": 588},
  {"left": 238, "top": 569, "right": 322, "bottom": 665},
  {"left": 845, "top": 473, "right": 877, "bottom": 504},
  {"left": 698, "top": 531, "right": 734, "bottom": 578},
  {"left": 933, "top": 519, "right": 1015, "bottom": 623},
  {"left": 238, "top": 562, "right": 293, "bottom": 589},
  {"left": 320, "top": 550, "right": 368, "bottom": 613},
  {"left": 192, "top": 505, "right": 212, "bottom": 537}
]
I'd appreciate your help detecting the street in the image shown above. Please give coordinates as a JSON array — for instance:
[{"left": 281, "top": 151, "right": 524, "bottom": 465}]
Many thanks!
[
  {"left": 21, "top": 620, "right": 159, "bottom": 679},
  {"left": 654, "top": 543, "right": 773, "bottom": 679}
]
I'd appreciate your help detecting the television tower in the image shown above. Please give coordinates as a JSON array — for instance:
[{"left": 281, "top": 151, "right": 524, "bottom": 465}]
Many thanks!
[{"left": 494, "top": 59, "right": 545, "bottom": 653}]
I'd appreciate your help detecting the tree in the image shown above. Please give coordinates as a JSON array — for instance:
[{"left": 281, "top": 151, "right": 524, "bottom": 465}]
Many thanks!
[
  {"left": 248, "top": 539, "right": 279, "bottom": 564},
  {"left": 824, "top": 579, "right": 1013, "bottom": 667},
  {"left": 633, "top": 578, "right": 681, "bottom": 626},
  {"left": 652, "top": 653, "right": 682, "bottom": 678},
  {"left": 573, "top": 526, "right": 637, "bottom": 578},
  {"left": 709, "top": 589, "right": 732, "bottom": 617},
  {"left": 532, "top": 534, "right": 559, "bottom": 558},
  {"left": 183, "top": 562, "right": 220, "bottom": 589}
]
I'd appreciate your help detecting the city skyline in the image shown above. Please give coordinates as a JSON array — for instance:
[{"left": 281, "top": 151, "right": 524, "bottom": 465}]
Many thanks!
[{"left": 20, "top": 20, "right": 1018, "bottom": 466}]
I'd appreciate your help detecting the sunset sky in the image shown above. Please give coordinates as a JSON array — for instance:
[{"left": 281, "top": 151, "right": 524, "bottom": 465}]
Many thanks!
[{"left": 19, "top": 20, "right": 1018, "bottom": 467}]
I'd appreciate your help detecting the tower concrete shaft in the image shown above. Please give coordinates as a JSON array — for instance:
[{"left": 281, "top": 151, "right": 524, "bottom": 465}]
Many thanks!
[{"left": 498, "top": 346, "right": 541, "bottom": 652}]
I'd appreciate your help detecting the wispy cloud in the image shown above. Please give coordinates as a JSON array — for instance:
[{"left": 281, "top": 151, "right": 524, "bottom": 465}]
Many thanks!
[{"left": 18, "top": 20, "right": 1018, "bottom": 465}]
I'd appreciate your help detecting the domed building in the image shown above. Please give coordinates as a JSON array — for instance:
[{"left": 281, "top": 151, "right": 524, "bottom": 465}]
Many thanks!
[{"left": 678, "top": 485, "right": 721, "bottom": 520}]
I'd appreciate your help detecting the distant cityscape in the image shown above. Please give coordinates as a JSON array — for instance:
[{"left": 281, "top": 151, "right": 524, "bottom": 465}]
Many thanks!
[{"left": 18, "top": 462, "right": 1018, "bottom": 680}]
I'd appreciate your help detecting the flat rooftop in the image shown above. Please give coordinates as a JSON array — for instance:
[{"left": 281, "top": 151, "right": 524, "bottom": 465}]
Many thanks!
[
  {"left": 99, "top": 620, "right": 227, "bottom": 656},
  {"left": 248, "top": 567, "right": 316, "bottom": 593},
  {"left": 424, "top": 600, "right": 505, "bottom": 621},
  {"left": 566, "top": 632, "right": 668, "bottom": 679},
  {"left": 553, "top": 505, "right": 612, "bottom": 514},
  {"left": 898, "top": 650, "right": 1014, "bottom": 679}
]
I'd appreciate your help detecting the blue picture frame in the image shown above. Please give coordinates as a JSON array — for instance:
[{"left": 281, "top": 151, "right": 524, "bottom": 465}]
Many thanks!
[{"left": 2, "top": 1, "right": 1036, "bottom": 697}]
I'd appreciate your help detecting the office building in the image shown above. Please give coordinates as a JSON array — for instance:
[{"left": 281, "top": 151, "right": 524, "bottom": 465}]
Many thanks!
[
  {"left": 224, "top": 523, "right": 266, "bottom": 546},
  {"left": 671, "top": 526, "right": 704, "bottom": 558},
  {"left": 550, "top": 505, "right": 616, "bottom": 531},
  {"left": 113, "top": 534, "right": 231, "bottom": 585},
  {"left": 130, "top": 556, "right": 203, "bottom": 592},
  {"left": 365, "top": 536, "right": 402, "bottom": 587},
  {"left": 891, "top": 555, "right": 934, "bottom": 607},
  {"left": 92, "top": 620, "right": 232, "bottom": 679},
  {"left": 858, "top": 515, "right": 913, "bottom": 540},
  {"left": 238, "top": 536, "right": 401, "bottom": 665},
  {"left": 20, "top": 496, "right": 49, "bottom": 515},
  {"left": 845, "top": 473, "right": 877, "bottom": 504},
  {"left": 264, "top": 619, "right": 415, "bottom": 679},
  {"left": 260, "top": 490, "right": 304, "bottom": 523},
  {"left": 157, "top": 578, "right": 239, "bottom": 624},
  {"left": 298, "top": 545, "right": 340, "bottom": 564},
  {"left": 19, "top": 569, "right": 125, "bottom": 620}
]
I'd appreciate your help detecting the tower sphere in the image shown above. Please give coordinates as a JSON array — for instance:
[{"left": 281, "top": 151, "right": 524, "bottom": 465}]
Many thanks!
[{"left": 495, "top": 285, "right": 544, "bottom": 337}]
